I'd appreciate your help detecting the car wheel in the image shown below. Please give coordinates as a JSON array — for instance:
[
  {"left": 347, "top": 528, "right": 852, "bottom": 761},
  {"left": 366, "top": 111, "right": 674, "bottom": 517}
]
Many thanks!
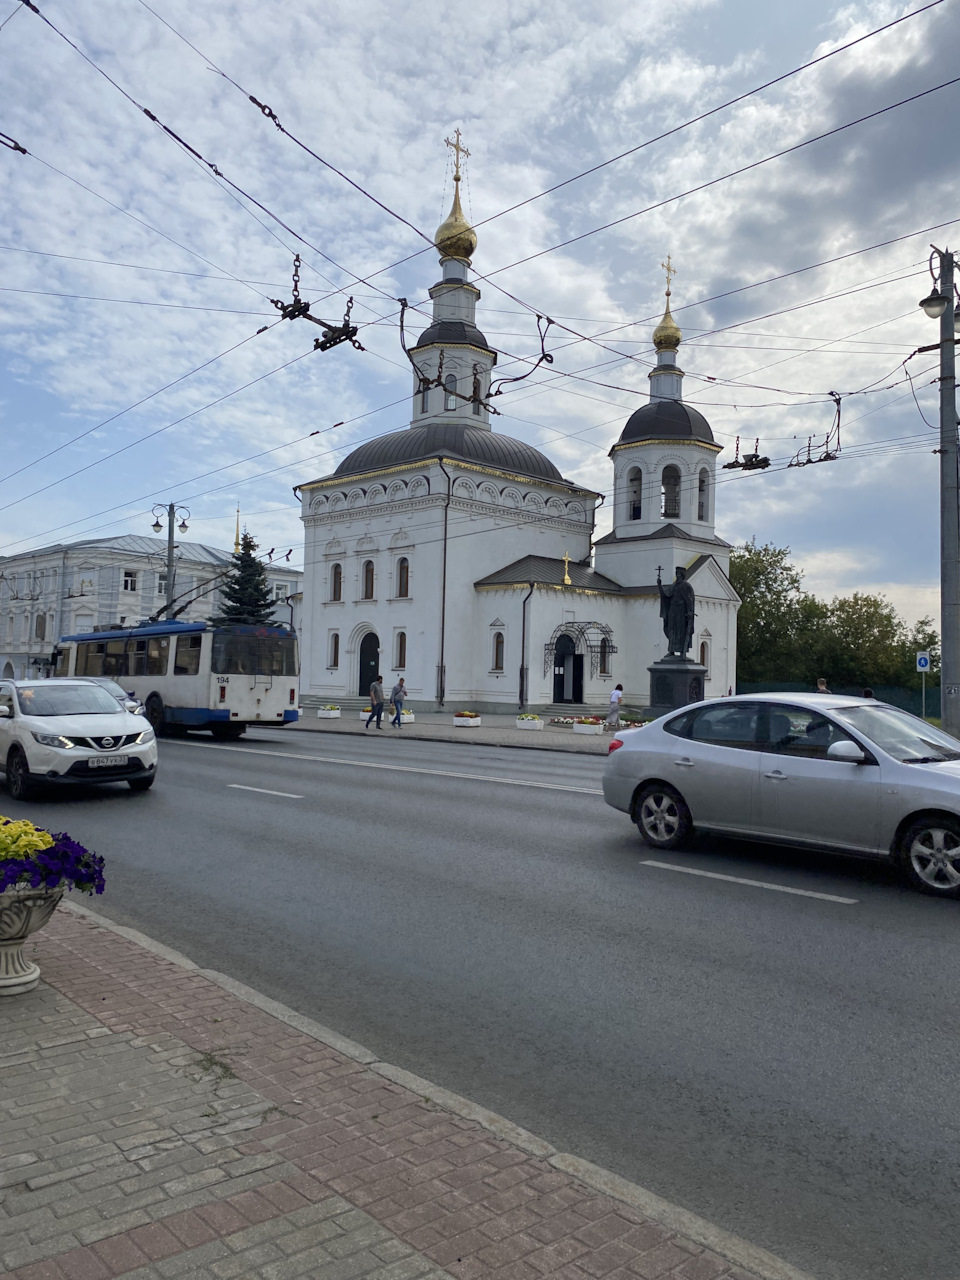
[
  {"left": 146, "top": 695, "right": 165, "bottom": 737},
  {"left": 128, "top": 776, "right": 155, "bottom": 792},
  {"left": 898, "top": 815, "right": 960, "bottom": 897},
  {"left": 634, "top": 783, "right": 692, "bottom": 851},
  {"left": 7, "top": 747, "right": 35, "bottom": 802}
]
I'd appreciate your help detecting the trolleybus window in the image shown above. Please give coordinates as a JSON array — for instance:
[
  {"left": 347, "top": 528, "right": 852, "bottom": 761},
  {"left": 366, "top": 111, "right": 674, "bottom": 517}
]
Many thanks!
[
  {"left": 211, "top": 633, "right": 297, "bottom": 677},
  {"left": 174, "top": 634, "right": 202, "bottom": 676}
]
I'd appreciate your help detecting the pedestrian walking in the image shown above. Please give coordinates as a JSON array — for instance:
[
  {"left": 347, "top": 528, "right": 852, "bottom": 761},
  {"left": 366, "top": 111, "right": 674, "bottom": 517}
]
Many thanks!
[
  {"left": 390, "top": 677, "right": 407, "bottom": 727},
  {"left": 365, "top": 674, "right": 385, "bottom": 729},
  {"left": 816, "top": 677, "right": 831, "bottom": 693},
  {"left": 604, "top": 683, "right": 624, "bottom": 731}
]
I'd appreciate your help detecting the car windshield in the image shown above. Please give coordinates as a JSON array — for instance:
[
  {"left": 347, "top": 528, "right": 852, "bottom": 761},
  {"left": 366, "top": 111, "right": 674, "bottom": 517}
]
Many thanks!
[
  {"left": 16, "top": 683, "right": 122, "bottom": 717},
  {"left": 832, "top": 704, "right": 960, "bottom": 763},
  {"left": 90, "top": 679, "right": 130, "bottom": 701}
]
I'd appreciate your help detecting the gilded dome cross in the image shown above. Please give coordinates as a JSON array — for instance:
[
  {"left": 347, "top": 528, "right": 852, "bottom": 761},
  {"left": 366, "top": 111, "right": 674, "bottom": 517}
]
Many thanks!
[
  {"left": 444, "top": 128, "right": 470, "bottom": 181},
  {"left": 660, "top": 254, "right": 677, "bottom": 295}
]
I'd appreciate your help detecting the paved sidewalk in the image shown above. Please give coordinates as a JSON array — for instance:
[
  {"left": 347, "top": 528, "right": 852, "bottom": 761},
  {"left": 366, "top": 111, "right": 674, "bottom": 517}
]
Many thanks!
[
  {"left": 0, "top": 905, "right": 810, "bottom": 1280},
  {"left": 287, "top": 715, "right": 621, "bottom": 756}
]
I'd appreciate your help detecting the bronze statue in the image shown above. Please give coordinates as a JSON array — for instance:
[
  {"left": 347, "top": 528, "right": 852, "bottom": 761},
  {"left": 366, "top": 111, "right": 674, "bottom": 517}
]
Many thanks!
[{"left": 658, "top": 565, "right": 696, "bottom": 657}]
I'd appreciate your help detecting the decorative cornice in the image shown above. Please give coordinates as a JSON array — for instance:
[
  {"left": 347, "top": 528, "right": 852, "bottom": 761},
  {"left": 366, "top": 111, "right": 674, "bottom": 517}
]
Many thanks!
[
  {"left": 300, "top": 457, "right": 598, "bottom": 499},
  {"left": 610, "top": 438, "right": 722, "bottom": 456}
]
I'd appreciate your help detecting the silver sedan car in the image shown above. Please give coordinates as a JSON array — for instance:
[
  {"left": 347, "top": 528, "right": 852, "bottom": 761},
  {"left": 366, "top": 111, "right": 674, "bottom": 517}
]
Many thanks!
[{"left": 603, "top": 693, "right": 960, "bottom": 897}]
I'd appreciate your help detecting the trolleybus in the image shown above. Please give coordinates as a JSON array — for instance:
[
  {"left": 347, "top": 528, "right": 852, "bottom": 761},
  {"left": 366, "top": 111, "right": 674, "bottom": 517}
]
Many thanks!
[{"left": 54, "top": 621, "right": 299, "bottom": 738}]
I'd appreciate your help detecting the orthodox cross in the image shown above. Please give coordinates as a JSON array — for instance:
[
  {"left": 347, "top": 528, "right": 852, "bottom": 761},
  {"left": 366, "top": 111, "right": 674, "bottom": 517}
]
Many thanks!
[
  {"left": 444, "top": 128, "right": 470, "bottom": 182},
  {"left": 561, "top": 551, "right": 572, "bottom": 586},
  {"left": 656, "top": 564, "right": 664, "bottom": 584},
  {"left": 660, "top": 255, "right": 677, "bottom": 296}
]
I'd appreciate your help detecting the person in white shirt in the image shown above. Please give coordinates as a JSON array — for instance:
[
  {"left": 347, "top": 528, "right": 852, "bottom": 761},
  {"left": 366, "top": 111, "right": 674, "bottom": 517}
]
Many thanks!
[{"left": 605, "top": 684, "right": 624, "bottom": 731}]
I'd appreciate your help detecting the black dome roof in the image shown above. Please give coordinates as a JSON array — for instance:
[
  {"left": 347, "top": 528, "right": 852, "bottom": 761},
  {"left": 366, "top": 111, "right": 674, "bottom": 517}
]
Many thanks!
[
  {"left": 619, "top": 398, "right": 714, "bottom": 446},
  {"left": 411, "top": 318, "right": 494, "bottom": 353},
  {"left": 333, "top": 423, "right": 563, "bottom": 483}
]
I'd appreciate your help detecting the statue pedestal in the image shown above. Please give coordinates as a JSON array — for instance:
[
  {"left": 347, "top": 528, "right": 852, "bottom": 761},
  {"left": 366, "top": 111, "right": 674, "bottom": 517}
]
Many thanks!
[{"left": 647, "top": 657, "right": 707, "bottom": 717}]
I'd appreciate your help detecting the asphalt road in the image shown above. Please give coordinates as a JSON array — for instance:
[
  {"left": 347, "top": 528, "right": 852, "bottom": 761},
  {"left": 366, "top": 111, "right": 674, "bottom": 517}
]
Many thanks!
[{"left": 19, "top": 730, "right": 960, "bottom": 1280}]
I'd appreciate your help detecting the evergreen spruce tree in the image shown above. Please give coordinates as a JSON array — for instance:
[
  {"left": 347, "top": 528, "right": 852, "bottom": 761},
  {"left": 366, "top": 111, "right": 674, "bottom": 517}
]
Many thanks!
[{"left": 210, "top": 531, "right": 276, "bottom": 625}]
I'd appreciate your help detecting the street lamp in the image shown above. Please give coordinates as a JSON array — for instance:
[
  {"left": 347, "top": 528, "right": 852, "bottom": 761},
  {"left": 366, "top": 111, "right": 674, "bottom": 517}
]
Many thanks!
[
  {"left": 150, "top": 503, "right": 190, "bottom": 619},
  {"left": 919, "top": 246, "right": 960, "bottom": 735}
]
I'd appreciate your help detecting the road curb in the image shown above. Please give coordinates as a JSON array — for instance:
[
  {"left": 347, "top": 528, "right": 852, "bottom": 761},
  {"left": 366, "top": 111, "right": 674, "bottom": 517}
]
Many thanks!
[{"left": 60, "top": 897, "right": 815, "bottom": 1280}]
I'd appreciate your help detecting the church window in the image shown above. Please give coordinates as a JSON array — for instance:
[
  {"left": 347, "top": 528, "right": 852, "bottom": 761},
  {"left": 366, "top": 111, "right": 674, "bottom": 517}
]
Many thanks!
[
  {"left": 421, "top": 386, "right": 429, "bottom": 413},
  {"left": 628, "top": 467, "right": 642, "bottom": 520},
  {"left": 661, "top": 465, "right": 681, "bottom": 520},
  {"left": 492, "top": 631, "right": 504, "bottom": 671},
  {"left": 700, "top": 641, "right": 709, "bottom": 675},
  {"left": 396, "top": 631, "right": 406, "bottom": 669},
  {"left": 599, "top": 637, "right": 610, "bottom": 675},
  {"left": 397, "top": 557, "right": 409, "bottom": 598},
  {"left": 331, "top": 563, "right": 342, "bottom": 601},
  {"left": 444, "top": 374, "right": 457, "bottom": 411},
  {"left": 362, "top": 560, "right": 375, "bottom": 599},
  {"left": 698, "top": 468, "right": 710, "bottom": 521},
  {"left": 329, "top": 633, "right": 339, "bottom": 668}
]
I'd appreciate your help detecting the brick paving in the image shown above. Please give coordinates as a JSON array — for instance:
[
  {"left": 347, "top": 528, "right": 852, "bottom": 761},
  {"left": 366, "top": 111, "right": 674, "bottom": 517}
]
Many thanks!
[{"left": 0, "top": 909, "right": 784, "bottom": 1280}]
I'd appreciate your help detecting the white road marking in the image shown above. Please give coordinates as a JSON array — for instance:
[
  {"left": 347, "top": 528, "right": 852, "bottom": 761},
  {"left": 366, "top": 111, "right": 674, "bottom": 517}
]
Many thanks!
[
  {"left": 641, "top": 860, "right": 858, "bottom": 904},
  {"left": 227, "top": 784, "right": 303, "bottom": 799},
  {"left": 166, "top": 739, "right": 604, "bottom": 795}
]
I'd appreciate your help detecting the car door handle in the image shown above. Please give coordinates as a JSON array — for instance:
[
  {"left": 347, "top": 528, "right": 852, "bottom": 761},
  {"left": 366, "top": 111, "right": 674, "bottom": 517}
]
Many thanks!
[
  {"left": 674, "top": 758, "right": 694, "bottom": 767},
  {"left": 764, "top": 770, "right": 787, "bottom": 780}
]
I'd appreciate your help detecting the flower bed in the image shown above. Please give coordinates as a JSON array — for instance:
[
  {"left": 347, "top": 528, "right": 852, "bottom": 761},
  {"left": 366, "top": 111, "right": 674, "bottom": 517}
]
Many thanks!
[
  {"left": 317, "top": 706, "right": 341, "bottom": 718},
  {"left": 516, "top": 715, "right": 543, "bottom": 731},
  {"left": 453, "top": 712, "right": 481, "bottom": 727},
  {"left": 573, "top": 716, "right": 603, "bottom": 736},
  {"left": 0, "top": 817, "right": 104, "bottom": 996}
]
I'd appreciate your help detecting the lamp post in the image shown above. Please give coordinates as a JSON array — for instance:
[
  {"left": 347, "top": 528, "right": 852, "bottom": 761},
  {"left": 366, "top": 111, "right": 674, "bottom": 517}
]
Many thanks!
[
  {"left": 151, "top": 504, "right": 190, "bottom": 620},
  {"left": 919, "top": 247, "right": 960, "bottom": 734}
]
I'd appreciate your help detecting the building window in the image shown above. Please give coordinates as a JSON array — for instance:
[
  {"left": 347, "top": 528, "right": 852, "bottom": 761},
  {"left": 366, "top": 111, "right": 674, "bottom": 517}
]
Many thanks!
[
  {"left": 331, "top": 562, "right": 342, "bottom": 601},
  {"left": 492, "top": 631, "right": 504, "bottom": 671},
  {"left": 628, "top": 467, "right": 642, "bottom": 520},
  {"left": 698, "top": 468, "right": 710, "bottom": 521},
  {"left": 273, "top": 582, "right": 287, "bottom": 601},
  {"left": 362, "top": 560, "right": 375, "bottom": 599},
  {"left": 397, "top": 557, "right": 409, "bottom": 598},
  {"left": 329, "top": 633, "right": 340, "bottom": 668},
  {"left": 123, "top": 570, "right": 138, "bottom": 592},
  {"left": 700, "top": 641, "right": 709, "bottom": 675},
  {"left": 421, "top": 386, "right": 429, "bottom": 413},
  {"left": 157, "top": 572, "right": 168, "bottom": 597},
  {"left": 395, "top": 631, "right": 406, "bottom": 669},
  {"left": 661, "top": 465, "right": 681, "bottom": 519},
  {"left": 34, "top": 614, "right": 46, "bottom": 641},
  {"left": 444, "top": 374, "right": 457, "bottom": 411},
  {"left": 599, "top": 637, "right": 610, "bottom": 674}
]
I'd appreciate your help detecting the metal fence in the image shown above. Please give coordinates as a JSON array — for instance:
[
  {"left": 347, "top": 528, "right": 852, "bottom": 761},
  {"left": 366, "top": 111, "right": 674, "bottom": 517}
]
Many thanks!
[{"left": 735, "top": 681, "right": 940, "bottom": 718}]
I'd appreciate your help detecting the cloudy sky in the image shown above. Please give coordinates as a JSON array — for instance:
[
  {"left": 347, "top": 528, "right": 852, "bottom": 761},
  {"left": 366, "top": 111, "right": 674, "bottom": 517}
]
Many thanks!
[{"left": 1, "top": 0, "right": 957, "bottom": 624}]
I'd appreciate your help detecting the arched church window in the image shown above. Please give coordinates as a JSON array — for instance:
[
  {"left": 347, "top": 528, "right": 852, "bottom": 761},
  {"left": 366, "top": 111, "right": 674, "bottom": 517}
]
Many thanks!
[
  {"left": 331, "top": 563, "right": 342, "bottom": 601},
  {"left": 492, "top": 631, "right": 504, "bottom": 671},
  {"left": 329, "top": 633, "right": 340, "bottom": 668},
  {"left": 362, "top": 560, "right": 375, "bottom": 599},
  {"left": 698, "top": 468, "right": 710, "bottom": 521},
  {"left": 661, "top": 465, "right": 681, "bottom": 520},
  {"left": 397, "top": 557, "right": 409, "bottom": 598},
  {"left": 628, "top": 467, "right": 642, "bottom": 520},
  {"left": 444, "top": 374, "right": 457, "bottom": 411},
  {"left": 396, "top": 631, "right": 406, "bottom": 669},
  {"left": 699, "top": 641, "right": 709, "bottom": 675},
  {"left": 599, "top": 637, "right": 610, "bottom": 674}
]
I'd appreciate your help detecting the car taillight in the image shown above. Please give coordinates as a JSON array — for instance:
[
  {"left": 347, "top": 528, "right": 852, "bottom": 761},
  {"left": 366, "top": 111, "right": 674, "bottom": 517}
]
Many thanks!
[{"left": 608, "top": 738, "right": 624, "bottom": 754}]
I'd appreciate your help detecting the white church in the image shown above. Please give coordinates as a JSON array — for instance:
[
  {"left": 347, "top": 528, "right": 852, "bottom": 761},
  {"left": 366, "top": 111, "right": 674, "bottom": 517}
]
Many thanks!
[{"left": 296, "top": 156, "right": 739, "bottom": 713}]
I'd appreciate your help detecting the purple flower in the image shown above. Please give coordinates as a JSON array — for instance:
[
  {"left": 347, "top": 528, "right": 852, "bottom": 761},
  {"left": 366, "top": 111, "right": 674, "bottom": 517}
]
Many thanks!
[{"left": 1, "top": 830, "right": 105, "bottom": 895}]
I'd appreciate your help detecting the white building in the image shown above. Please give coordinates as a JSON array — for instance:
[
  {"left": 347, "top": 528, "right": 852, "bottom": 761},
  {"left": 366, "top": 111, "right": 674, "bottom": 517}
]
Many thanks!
[
  {"left": 296, "top": 172, "right": 739, "bottom": 713},
  {"left": 0, "top": 534, "right": 302, "bottom": 679}
]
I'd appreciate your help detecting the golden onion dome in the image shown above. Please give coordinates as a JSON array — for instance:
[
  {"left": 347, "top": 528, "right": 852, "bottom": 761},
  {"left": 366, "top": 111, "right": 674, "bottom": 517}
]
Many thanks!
[
  {"left": 652, "top": 293, "right": 682, "bottom": 351},
  {"left": 434, "top": 180, "right": 477, "bottom": 262}
]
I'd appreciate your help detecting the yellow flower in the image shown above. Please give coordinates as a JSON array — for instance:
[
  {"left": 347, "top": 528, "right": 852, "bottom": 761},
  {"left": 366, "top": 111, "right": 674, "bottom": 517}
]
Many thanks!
[{"left": 0, "top": 816, "right": 55, "bottom": 861}]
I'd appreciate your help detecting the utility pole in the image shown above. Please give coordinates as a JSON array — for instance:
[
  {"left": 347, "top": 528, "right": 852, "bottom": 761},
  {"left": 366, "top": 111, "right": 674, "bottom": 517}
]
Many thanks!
[
  {"left": 919, "top": 248, "right": 960, "bottom": 736},
  {"left": 151, "top": 504, "right": 189, "bottom": 621}
]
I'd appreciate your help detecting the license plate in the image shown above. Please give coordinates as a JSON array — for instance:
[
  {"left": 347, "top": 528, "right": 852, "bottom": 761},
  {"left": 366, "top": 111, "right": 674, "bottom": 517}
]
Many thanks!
[{"left": 89, "top": 755, "right": 128, "bottom": 768}]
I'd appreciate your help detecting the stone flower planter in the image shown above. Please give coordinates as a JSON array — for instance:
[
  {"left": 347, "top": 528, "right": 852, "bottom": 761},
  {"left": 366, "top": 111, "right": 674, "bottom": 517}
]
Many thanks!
[
  {"left": 516, "top": 718, "right": 543, "bottom": 731},
  {"left": 399, "top": 712, "right": 415, "bottom": 723},
  {"left": 316, "top": 709, "right": 341, "bottom": 718},
  {"left": 0, "top": 883, "right": 65, "bottom": 996},
  {"left": 453, "top": 716, "right": 482, "bottom": 728},
  {"left": 573, "top": 721, "right": 602, "bottom": 735}
]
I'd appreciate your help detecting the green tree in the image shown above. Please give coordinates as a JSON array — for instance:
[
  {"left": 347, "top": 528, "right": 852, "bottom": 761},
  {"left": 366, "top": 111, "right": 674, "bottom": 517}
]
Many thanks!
[
  {"left": 728, "top": 538, "right": 823, "bottom": 682},
  {"left": 209, "top": 531, "right": 275, "bottom": 626}
]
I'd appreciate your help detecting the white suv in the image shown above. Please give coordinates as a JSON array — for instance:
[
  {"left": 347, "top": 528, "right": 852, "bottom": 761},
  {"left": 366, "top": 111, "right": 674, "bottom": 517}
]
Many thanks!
[{"left": 0, "top": 680, "right": 158, "bottom": 801}]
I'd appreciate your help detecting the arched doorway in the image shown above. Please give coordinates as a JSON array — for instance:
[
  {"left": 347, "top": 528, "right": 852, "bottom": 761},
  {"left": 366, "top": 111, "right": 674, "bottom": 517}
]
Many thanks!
[
  {"left": 552, "top": 633, "right": 583, "bottom": 704},
  {"left": 1, "top": 662, "right": 13, "bottom": 679},
  {"left": 358, "top": 632, "right": 380, "bottom": 696}
]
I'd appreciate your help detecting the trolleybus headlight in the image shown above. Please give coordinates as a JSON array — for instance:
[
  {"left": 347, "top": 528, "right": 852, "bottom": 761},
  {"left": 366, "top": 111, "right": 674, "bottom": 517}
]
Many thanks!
[{"left": 32, "top": 732, "right": 75, "bottom": 748}]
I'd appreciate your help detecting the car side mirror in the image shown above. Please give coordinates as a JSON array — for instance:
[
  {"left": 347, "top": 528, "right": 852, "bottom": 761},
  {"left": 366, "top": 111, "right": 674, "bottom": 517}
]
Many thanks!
[
  {"left": 827, "top": 739, "right": 865, "bottom": 763},
  {"left": 0, "top": 706, "right": 9, "bottom": 718}
]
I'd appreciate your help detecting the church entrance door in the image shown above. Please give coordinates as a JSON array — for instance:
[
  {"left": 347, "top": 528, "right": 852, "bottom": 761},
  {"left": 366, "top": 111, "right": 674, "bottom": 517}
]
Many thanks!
[
  {"left": 552, "top": 634, "right": 583, "bottom": 704},
  {"left": 358, "top": 632, "right": 380, "bottom": 697}
]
